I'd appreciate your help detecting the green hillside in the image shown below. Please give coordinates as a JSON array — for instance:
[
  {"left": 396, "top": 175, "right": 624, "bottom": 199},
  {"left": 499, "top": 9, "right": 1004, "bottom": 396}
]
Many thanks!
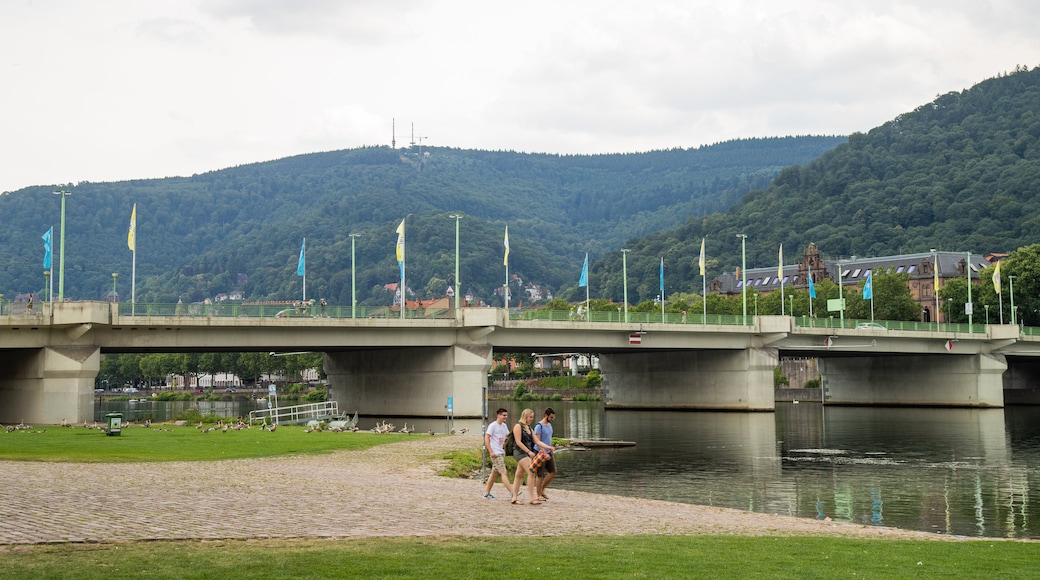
[
  {"left": 0, "top": 137, "right": 842, "bottom": 306},
  {"left": 592, "top": 65, "right": 1040, "bottom": 302}
]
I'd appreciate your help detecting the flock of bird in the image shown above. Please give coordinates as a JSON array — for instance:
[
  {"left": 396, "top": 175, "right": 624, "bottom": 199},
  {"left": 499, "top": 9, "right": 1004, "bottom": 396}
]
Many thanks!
[{"left": 6, "top": 417, "right": 477, "bottom": 435}]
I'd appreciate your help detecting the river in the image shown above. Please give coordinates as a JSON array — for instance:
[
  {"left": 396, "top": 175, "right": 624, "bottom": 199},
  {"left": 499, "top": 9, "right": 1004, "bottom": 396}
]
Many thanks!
[{"left": 97, "top": 397, "right": 1040, "bottom": 539}]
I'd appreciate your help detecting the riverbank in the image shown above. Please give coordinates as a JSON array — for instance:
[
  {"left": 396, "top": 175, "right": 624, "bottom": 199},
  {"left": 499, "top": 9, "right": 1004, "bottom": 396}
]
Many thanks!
[{"left": 0, "top": 435, "right": 969, "bottom": 545}]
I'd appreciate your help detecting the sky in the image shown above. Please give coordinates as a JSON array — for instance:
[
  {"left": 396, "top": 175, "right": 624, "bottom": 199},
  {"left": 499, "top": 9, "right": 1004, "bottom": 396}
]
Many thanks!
[{"left": 3, "top": 0, "right": 1040, "bottom": 194}]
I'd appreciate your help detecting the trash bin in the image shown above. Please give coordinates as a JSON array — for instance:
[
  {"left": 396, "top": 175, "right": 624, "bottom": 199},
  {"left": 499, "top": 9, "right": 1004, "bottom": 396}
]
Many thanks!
[{"left": 105, "top": 412, "right": 122, "bottom": 436}]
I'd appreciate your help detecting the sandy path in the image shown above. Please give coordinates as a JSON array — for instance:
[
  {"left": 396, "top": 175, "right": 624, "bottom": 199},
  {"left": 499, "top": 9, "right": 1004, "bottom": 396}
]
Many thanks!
[{"left": 0, "top": 435, "right": 964, "bottom": 545}]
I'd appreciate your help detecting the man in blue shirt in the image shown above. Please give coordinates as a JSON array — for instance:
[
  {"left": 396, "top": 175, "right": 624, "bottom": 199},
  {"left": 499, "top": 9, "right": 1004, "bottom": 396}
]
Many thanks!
[{"left": 532, "top": 408, "right": 556, "bottom": 501}]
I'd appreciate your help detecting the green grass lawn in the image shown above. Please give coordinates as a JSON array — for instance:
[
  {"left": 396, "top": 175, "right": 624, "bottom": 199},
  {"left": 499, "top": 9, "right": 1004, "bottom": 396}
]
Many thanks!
[
  {"left": 0, "top": 535, "right": 1035, "bottom": 579},
  {"left": 0, "top": 424, "right": 406, "bottom": 462}
]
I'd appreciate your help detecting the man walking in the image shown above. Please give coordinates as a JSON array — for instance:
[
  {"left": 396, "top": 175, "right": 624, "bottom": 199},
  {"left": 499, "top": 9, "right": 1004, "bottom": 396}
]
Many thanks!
[
  {"left": 533, "top": 408, "right": 557, "bottom": 501},
  {"left": 483, "top": 408, "right": 512, "bottom": 499}
]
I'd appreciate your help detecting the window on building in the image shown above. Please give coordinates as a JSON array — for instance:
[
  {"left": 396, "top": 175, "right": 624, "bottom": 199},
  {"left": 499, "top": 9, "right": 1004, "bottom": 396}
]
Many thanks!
[
  {"left": 852, "top": 268, "right": 861, "bottom": 278},
  {"left": 907, "top": 265, "right": 916, "bottom": 273}
]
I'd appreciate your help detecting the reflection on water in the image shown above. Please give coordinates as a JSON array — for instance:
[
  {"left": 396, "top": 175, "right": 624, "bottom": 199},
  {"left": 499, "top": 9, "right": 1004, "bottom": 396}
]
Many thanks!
[
  {"left": 498, "top": 401, "right": 1038, "bottom": 539},
  {"left": 98, "top": 397, "right": 1040, "bottom": 538}
]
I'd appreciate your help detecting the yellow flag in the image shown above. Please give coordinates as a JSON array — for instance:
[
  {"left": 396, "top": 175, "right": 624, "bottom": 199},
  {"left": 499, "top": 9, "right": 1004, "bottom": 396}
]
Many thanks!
[
  {"left": 395, "top": 219, "right": 405, "bottom": 263},
  {"left": 993, "top": 261, "right": 1001, "bottom": 294},
  {"left": 934, "top": 254, "right": 940, "bottom": 293},
  {"left": 778, "top": 244, "right": 783, "bottom": 281},
  {"left": 698, "top": 238, "right": 705, "bottom": 276},
  {"left": 127, "top": 204, "right": 137, "bottom": 252},
  {"left": 503, "top": 226, "right": 510, "bottom": 267}
]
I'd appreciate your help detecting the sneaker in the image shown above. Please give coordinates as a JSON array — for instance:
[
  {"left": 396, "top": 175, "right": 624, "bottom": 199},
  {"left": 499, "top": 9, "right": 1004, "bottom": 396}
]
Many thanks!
[{"left": 482, "top": 493, "right": 495, "bottom": 499}]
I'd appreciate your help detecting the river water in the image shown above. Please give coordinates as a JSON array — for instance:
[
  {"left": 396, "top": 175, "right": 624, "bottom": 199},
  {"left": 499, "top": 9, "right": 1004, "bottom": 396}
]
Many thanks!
[{"left": 97, "top": 398, "right": 1040, "bottom": 539}]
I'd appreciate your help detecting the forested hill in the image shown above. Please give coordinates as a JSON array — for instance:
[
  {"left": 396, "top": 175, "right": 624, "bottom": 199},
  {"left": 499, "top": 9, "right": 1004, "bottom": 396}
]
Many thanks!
[
  {"left": 592, "top": 65, "right": 1040, "bottom": 302},
  {"left": 0, "top": 136, "right": 843, "bottom": 305}
]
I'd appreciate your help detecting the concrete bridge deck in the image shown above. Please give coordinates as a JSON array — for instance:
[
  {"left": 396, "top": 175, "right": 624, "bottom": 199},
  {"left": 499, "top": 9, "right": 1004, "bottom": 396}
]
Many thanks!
[{"left": 2, "top": 302, "right": 1038, "bottom": 424}]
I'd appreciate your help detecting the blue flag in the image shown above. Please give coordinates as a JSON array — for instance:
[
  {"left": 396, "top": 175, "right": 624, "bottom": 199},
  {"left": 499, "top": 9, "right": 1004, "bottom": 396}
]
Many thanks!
[
  {"left": 42, "top": 227, "right": 53, "bottom": 269},
  {"left": 578, "top": 253, "right": 588, "bottom": 288},
  {"left": 296, "top": 239, "right": 306, "bottom": 277},
  {"left": 863, "top": 270, "right": 873, "bottom": 300},
  {"left": 807, "top": 269, "right": 816, "bottom": 299},
  {"left": 659, "top": 258, "right": 664, "bottom": 294}
]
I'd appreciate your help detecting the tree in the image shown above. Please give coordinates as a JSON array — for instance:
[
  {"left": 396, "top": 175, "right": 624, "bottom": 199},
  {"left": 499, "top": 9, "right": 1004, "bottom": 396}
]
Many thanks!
[{"left": 845, "top": 269, "right": 921, "bottom": 321}]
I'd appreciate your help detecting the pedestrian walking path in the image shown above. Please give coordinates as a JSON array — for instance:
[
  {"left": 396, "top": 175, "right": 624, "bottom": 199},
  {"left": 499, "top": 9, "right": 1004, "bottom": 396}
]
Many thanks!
[{"left": 0, "top": 436, "right": 939, "bottom": 545}]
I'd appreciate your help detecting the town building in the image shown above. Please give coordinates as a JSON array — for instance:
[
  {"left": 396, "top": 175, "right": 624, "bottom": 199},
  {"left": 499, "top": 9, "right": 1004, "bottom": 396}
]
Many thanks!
[{"left": 710, "top": 243, "right": 993, "bottom": 322}]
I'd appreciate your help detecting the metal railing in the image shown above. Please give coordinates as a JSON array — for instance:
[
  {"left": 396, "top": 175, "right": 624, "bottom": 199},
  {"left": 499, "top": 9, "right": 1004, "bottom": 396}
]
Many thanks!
[
  {"left": 792, "top": 316, "right": 988, "bottom": 333},
  {"left": 248, "top": 400, "right": 339, "bottom": 425},
  {"left": 116, "top": 302, "right": 457, "bottom": 319},
  {"left": 513, "top": 309, "right": 750, "bottom": 326}
]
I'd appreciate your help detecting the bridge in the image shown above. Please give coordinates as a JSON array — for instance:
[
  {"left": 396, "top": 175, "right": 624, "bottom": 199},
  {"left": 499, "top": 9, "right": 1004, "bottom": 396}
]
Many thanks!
[{"left": 2, "top": 301, "right": 1039, "bottom": 424}]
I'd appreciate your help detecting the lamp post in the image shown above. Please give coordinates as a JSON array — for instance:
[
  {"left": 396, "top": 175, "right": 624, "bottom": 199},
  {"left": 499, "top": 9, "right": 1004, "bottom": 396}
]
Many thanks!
[
  {"left": 736, "top": 234, "right": 747, "bottom": 325},
  {"left": 1009, "top": 275, "right": 1017, "bottom": 326},
  {"left": 53, "top": 190, "right": 71, "bottom": 301},
  {"left": 112, "top": 273, "right": 118, "bottom": 303},
  {"left": 930, "top": 249, "right": 939, "bottom": 325},
  {"left": 622, "top": 249, "right": 630, "bottom": 323},
  {"left": 946, "top": 297, "right": 952, "bottom": 327},
  {"left": 985, "top": 304, "right": 990, "bottom": 325},
  {"left": 837, "top": 260, "right": 845, "bottom": 328},
  {"left": 789, "top": 294, "right": 794, "bottom": 317},
  {"left": 449, "top": 214, "right": 461, "bottom": 318},
  {"left": 350, "top": 234, "right": 360, "bottom": 319},
  {"left": 44, "top": 271, "right": 50, "bottom": 303},
  {"left": 965, "top": 251, "right": 973, "bottom": 328}
]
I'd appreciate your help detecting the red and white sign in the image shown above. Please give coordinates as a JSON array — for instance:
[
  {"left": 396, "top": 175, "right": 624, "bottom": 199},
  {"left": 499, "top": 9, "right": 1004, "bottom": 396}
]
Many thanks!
[
  {"left": 945, "top": 340, "right": 954, "bottom": 352},
  {"left": 824, "top": 336, "right": 833, "bottom": 348},
  {"left": 629, "top": 333, "right": 642, "bottom": 345}
]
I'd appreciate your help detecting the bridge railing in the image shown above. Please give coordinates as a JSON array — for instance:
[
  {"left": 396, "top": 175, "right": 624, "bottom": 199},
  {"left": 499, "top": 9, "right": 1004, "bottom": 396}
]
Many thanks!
[
  {"left": 512, "top": 309, "right": 750, "bottom": 326},
  {"left": 248, "top": 400, "right": 339, "bottom": 425},
  {"left": 116, "top": 303, "right": 457, "bottom": 319},
  {"left": 793, "top": 317, "right": 987, "bottom": 334}
]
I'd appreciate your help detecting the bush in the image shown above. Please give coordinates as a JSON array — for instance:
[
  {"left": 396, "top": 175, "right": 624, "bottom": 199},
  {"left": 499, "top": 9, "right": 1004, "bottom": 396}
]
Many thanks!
[
  {"left": 804, "top": 378, "right": 821, "bottom": 389},
  {"left": 585, "top": 370, "right": 602, "bottom": 389},
  {"left": 174, "top": 408, "right": 224, "bottom": 424},
  {"left": 304, "top": 389, "right": 326, "bottom": 402},
  {"left": 550, "top": 394, "right": 563, "bottom": 401},
  {"left": 774, "top": 366, "right": 790, "bottom": 388},
  {"left": 513, "top": 382, "right": 530, "bottom": 398}
]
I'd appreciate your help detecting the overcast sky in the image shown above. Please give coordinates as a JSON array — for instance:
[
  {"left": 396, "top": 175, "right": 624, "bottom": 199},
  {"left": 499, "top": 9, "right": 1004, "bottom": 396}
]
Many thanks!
[{"left": 2, "top": 0, "right": 1040, "bottom": 193}]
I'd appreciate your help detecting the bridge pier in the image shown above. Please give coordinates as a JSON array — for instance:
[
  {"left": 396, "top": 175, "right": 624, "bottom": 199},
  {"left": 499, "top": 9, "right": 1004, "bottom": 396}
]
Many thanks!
[
  {"left": 819, "top": 353, "right": 1006, "bottom": 407},
  {"left": 600, "top": 348, "right": 777, "bottom": 411},
  {"left": 0, "top": 346, "right": 100, "bottom": 424},
  {"left": 324, "top": 345, "right": 493, "bottom": 418}
]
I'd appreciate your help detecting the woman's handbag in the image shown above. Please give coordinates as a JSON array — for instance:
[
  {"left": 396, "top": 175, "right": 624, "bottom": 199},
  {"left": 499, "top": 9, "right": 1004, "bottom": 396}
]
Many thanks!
[{"left": 530, "top": 451, "right": 550, "bottom": 471}]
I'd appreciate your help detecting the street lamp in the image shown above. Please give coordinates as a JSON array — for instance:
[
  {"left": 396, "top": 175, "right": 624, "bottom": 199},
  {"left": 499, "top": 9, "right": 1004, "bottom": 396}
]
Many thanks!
[
  {"left": 449, "top": 214, "right": 462, "bottom": 318},
  {"left": 350, "top": 234, "right": 360, "bottom": 319},
  {"left": 112, "top": 273, "right": 118, "bottom": 303},
  {"left": 736, "top": 234, "right": 747, "bottom": 325},
  {"left": 44, "top": 271, "right": 50, "bottom": 303},
  {"left": 621, "top": 249, "right": 630, "bottom": 323},
  {"left": 1009, "top": 275, "right": 1017, "bottom": 326},
  {"left": 789, "top": 294, "right": 794, "bottom": 317},
  {"left": 985, "top": 304, "right": 990, "bottom": 325},
  {"left": 53, "top": 190, "right": 71, "bottom": 301},
  {"left": 946, "top": 297, "right": 952, "bottom": 327},
  {"left": 837, "top": 260, "right": 846, "bottom": 328},
  {"left": 965, "top": 251, "right": 973, "bottom": 328}
]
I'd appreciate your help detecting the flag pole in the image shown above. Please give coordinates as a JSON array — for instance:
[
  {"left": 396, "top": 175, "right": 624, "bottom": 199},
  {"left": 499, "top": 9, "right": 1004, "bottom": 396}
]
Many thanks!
[
  {"left": 779, "top": 244, "right": 785, "bottom": 316},
  {"left": 699, "top": 238, "right": 706, "bottom": 324},
  {"left": 127, "top": 204, "right": 137, "bottom": 316},
  {"left": 660, "top": 257, "right": 665, "bottom": 320}
]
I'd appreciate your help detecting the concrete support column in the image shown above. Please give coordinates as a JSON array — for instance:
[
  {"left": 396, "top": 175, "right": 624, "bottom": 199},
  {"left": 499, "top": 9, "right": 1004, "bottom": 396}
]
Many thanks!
[
  {"left": 600, "top": 348, "right": 777, "bottom": 411},
  {"left": 819, "top": 353, "right": 1006, "bottom": 407},
  {"left": 0, "top": 346, "right": 100, "bottom": 424},
  {"left": 324, "top": 344, "right": 493, "bottom": 418}
]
